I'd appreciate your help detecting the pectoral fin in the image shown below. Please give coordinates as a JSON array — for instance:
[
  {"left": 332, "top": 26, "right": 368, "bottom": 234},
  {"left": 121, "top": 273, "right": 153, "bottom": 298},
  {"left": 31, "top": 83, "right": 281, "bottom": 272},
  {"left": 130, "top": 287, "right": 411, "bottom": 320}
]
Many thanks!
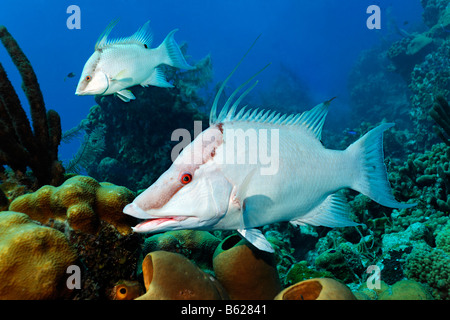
[
  {"left": 237, "top": 228, "right": 274, "bottom": 253},
  {"left": 115, "top": 89, "right": 136, "bottom": 102},
  {"left": 236, "top": 169, "right": 256, "bottom": 202},
  {"left": 112, "top": 69, "right": 133, "bottom": 84}
]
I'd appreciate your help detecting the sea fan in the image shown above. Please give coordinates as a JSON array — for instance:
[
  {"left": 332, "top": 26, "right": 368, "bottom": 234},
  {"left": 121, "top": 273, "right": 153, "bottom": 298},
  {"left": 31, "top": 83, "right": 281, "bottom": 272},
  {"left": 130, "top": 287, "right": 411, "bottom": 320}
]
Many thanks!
[
  {"left": 64, "top": 126, "right": 106, "bottom": 174},
  {"left": 61, "top": 119, "right": 90, "bottom": 144}
]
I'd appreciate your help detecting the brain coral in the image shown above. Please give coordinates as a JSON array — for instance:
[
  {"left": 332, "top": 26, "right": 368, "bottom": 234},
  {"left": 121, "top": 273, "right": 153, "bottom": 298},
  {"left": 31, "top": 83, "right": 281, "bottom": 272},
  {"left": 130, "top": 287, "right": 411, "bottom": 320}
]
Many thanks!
[
  {"left": 9, "top": 175, "right": 135, "bottom": 235},
  {"left": 0, "top": 211, "right": 78, "bottom": 299}
]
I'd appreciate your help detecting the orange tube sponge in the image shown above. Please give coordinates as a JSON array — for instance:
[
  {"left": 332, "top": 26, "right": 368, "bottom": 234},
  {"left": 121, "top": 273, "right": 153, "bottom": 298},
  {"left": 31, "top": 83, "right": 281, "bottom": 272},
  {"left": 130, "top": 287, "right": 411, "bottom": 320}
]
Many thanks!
[
  {"left": 136, "top": 251, "right": 228, "bottom": 300},
  {"left": 9, "top": 175, "right": 135, "bottom": 235},
  {"left": 274, "top": 278, "right": 356, "bottom": 300},
  {"left": 0, "top": 211, "right": 77, "bottom": 299},
  {"left": 111, "top": 280, "right": 144, "bottom": 300},
  {"left": 142, "top": 230, "right": 220, "bottom": 270},
  {"left": 212, "top": 234, "right": 281, "bottom": 300}
]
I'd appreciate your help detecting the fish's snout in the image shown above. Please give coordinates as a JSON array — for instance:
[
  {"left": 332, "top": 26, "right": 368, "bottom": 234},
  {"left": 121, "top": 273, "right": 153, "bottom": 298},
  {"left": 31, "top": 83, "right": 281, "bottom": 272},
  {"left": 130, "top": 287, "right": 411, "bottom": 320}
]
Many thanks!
[
  {"left": 123, "top": 202, "right": 151, "bottom": 219},
  {"left": 74, "top": 85, "right": 84, "bottom": 96}
]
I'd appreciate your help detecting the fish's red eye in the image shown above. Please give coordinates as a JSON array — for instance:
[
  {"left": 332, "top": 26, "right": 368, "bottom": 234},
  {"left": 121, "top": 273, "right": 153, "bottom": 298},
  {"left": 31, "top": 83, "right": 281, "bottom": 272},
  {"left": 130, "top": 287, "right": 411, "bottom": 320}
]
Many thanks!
[
  {"left": 180, "top": 173, "right": 192, "bottom": 184},
  {"left": 85, "top": 75, "right": 92, "bottom": 81}
]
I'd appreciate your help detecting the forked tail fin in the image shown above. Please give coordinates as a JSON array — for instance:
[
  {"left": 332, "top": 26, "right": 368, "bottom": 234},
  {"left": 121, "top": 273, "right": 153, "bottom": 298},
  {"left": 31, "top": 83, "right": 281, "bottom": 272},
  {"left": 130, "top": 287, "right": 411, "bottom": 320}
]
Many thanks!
[
  {"left": 346, "top": 123, "right": 416, "bottom": 209},
  {"left": 157, "top": 29, "right": 195, "bottom": 70}
]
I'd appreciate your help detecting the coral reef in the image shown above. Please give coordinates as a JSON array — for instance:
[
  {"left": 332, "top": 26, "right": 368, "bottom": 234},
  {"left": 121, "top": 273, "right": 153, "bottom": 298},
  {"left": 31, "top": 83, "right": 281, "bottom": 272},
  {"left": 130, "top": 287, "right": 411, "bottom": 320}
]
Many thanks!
[
  {"left": 378, "top": 280, "right": 434, "bottom": 300},
  {"left": 404, "top": 241, "right": 449, "bottom": 300},
  {"left": 9, "top": 175, "right": 136, "bottom": 235},
  {"left": 387, "top": 34, "right": 435, "bottom": 80},
  {"left": 385, "top": 0, "right": 450, "bottom": 151},
  {"left": 5, "top": 175, "right": 142, "bottom": 300},
  {"left": 64, "top": 221, "right": 142, "bottom": 300},
  {"left": 0, "top": 170, "right": 33, "bottom": 207},
  {"left": 0, "top": 211, "right": 77, "bottom": 299},
  {"left": 136, "top": 251, "right": 228, "bottom": 300},
  {"left": 274, "top": 278, "right": 356, "bottom": 300},
  {"left": 315, "top": 249, "right": 358, "bottom": 283},
  {"left": 388, "top": 143, "right": 449, "bottom": 233},
  {"left": 349, "top": 0, "right": 450, "bottom": 155},
  {"left": 212, "top": 234, "right": 281, "bottom": 300},
  {"left": 284, "top": 261, "right": 334, "bottom": 287},
  {"left": 353, "top": 279, "right": 433, "bottom": 300},
  {"left": 408, "top": 40, "right": 450, "bottom": 150},
  {"left": 352, "top": 280, "right": 390, "bottom": 300},
  {"left": 430, "top": 96, "right": 450, "bottom": 145},
  {"left": 421, "top": 0, "right": 450, "bottom": 28},
  {"left": 0, "top": 26, "right": 64, "bottom": 188}
]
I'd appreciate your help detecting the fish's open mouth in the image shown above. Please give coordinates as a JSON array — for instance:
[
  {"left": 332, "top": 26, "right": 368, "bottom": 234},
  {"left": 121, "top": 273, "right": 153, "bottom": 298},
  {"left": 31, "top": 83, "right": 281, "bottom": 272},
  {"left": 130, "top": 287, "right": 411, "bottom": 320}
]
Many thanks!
[
  {"left": 132, "top": 215, "right": 193, "bottom": 232},
  {"left": 124, "top": 203, "right": 197, "bottom": 233}
]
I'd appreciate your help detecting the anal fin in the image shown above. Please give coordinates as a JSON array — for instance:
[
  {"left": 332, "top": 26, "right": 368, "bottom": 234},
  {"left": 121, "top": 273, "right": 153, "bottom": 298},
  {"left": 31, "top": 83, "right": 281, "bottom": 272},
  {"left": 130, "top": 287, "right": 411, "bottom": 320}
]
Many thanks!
[
  {"left": 141, "top": 67, "right": 173, "bottom": 88},
  {"left": 290, "top": 192, "right": 362, "bottom": 228},
  {"left": 115, "top": 89, "right": 136, "bottom": 102}
]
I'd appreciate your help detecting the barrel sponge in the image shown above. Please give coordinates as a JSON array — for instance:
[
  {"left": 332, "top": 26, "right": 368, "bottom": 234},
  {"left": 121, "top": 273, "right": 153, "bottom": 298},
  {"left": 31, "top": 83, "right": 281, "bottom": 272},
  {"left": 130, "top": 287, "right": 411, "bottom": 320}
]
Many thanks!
[
  {"left": 9, "top": 175, "right": 135, "bottom": 235},
  {"left": 0, "top": 211, "right": 78, "bottom": 299}
]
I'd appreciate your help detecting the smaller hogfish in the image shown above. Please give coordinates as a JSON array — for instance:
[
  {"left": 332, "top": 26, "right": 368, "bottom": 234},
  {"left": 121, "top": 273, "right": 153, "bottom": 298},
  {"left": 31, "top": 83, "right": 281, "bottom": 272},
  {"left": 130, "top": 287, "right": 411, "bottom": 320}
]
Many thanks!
[
  {"left": 124, "top": 43, "right": 416, "bottom": 253},
  {"left": 75, "top": 20, "right": 194, "bottom": 102}
]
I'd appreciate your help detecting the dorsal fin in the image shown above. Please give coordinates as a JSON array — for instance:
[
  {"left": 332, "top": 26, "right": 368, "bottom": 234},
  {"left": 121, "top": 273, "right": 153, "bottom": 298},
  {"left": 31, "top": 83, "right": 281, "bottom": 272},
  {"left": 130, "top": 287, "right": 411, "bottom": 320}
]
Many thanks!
[
  {"left": 95, "top": 20, "right": 153, "bottom": 51},
  {"left": 290, "top": 98, "right": 334, "bottom": 140},
  {"left": 218, "top": 101, "right": 330, "bottom": 141},
  {"left": 210, "top": 76, "right": 333, "bottom": 140}
]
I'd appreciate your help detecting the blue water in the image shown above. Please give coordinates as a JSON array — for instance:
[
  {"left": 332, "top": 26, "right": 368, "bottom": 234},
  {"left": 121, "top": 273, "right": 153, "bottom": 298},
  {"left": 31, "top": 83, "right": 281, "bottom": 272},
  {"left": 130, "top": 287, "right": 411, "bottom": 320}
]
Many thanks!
[{"left": 0, "top": 0, "right": 423, "bottom": 163}]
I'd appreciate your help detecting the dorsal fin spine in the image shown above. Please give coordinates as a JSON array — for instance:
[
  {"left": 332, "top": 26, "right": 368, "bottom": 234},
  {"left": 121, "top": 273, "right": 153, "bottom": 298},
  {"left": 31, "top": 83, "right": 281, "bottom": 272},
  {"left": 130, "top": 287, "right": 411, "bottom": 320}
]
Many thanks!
[
  {"left": 95, "top": 18, "right": 120, "bottom": 50},
  {"left": 95, "top": 20, "right": 153, "bottom": 51},
  {"left": 226, "top": 81, "right": 259, "bottom": 121},
  {"left": 210, "top": 35, "right": 262, "bottom": 125}
]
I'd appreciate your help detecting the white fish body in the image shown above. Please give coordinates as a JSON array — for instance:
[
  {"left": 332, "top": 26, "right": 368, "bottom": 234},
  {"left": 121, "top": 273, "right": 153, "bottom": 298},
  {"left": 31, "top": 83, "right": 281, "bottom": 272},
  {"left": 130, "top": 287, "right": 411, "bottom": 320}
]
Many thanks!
[
  {"left": 124, "top": 56, "right": 416, "bottom": 253},
  {"left": 75, "top": 20, "right": 194, "bottom": 102}
]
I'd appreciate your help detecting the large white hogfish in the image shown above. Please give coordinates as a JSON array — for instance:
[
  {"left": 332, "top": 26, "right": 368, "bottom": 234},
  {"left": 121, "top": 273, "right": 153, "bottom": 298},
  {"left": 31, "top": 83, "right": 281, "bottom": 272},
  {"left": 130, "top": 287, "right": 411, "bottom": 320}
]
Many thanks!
[
  {"left": 123, "top": 48, "right": 416, "bottom": 253},
  {"left": 75, "top": 20, "right": 194, "bottom": 102}
]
